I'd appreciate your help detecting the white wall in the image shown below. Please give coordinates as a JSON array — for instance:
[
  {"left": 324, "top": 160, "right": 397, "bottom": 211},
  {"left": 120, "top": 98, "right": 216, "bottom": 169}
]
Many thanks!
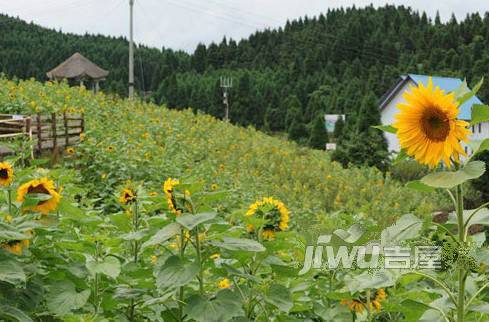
[{"left": 380, "top": 79, "right": 417, "bottom": 152}]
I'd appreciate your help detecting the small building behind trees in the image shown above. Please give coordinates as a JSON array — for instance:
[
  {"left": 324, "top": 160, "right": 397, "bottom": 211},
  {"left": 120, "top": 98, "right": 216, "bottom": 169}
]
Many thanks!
[{"left": 46, "top": 52, "right": 109, "bottom": 92}]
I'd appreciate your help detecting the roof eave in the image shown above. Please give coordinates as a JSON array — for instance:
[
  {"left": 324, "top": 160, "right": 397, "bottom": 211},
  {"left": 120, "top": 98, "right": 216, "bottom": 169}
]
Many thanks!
[{"left": 379, "top": 76, "right": 410, "bottom": 111}]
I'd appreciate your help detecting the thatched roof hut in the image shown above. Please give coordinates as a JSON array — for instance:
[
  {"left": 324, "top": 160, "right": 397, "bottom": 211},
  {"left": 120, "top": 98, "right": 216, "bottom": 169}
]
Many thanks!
[{"left": 46, "top": 53, "right": 108, "bottom": 90}]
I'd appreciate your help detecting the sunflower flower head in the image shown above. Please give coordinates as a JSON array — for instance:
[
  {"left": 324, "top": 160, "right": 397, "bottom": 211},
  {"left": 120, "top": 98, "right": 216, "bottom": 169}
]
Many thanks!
[
  {"left": 217, "top": 278, "right": 231, "bottom": 289},
  {"left": 245, "top": 197, "right": 290, "bottom": 236},
  {"left": 119, "top": 188, "right": 136, "bottom": 205},
  {"left": 163, "top": 178, "right": 182, "bottom": 216},
  {"left": 0, "top": 162, "right": 14, "bottom": 186},
  {"left": 16, "top": 177, "right": 61, "bottom": 215},
  {"left": 65, "top": 147, "right": 75, "bottom": 155},
  {"left": 393, "top": 77, "right": 471, "bottom": 168},
  {"left": 341, "top": 289, "right": 387, "bottom": 315}
]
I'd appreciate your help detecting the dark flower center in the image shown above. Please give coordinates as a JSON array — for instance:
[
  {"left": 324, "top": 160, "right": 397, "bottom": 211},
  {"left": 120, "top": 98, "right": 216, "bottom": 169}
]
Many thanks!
[
  {"left": 0, "top": 169, "right": 9, "bottom": 179},
  {"left": 421, "top": 108, "right": 450, "bottom": 142},
  {"left": 27, "top": 185, "right": 51, "bottom": 205}
]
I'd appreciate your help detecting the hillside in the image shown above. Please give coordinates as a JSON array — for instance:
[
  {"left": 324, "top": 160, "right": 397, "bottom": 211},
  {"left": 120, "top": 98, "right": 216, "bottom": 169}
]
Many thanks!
[
  {"left": 0, "top": 77, "right": 440, "bottom": 226},
  {"left": 2, "top": 6, "right": 489, "bottom": 146}
]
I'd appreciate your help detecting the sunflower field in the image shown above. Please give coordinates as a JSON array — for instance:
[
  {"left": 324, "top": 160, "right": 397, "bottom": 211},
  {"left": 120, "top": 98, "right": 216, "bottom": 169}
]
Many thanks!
[{"left": 1, "top": 76, "right": 489, "bottom": 321}]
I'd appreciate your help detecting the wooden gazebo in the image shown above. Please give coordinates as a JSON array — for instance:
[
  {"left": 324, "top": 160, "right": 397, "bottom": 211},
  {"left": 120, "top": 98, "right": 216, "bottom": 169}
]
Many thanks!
[{"left": 46, "top": 52, "right": 109, "bottom": 92}]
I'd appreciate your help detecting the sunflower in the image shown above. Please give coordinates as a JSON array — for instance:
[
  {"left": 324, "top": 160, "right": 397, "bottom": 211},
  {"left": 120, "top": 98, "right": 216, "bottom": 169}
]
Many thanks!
[
  {"left": 393, "top": 78, "right": 471, "bottom": 168},
  {"left": 262, "top": 229, "right": 275, "bottom": 240},
  {"left": 0, "top": 162, "right": 14, "bottom": 186},
  {"left": 211, "top": 183, "right": 218, "bottom": 191},
  {"left": 17, "top": 177, "right": 61, "bottom": 214},
  {"left": 341, "top": 289, "right": 387, "bottom": 314},
  {"left": 66, "top": 147, "right": 75, "bottom": 155},
  {"left": 163, "top": 178, "right": 182, "bottom": 216},
  {"left": 217, "top": 278, "right": 231, "bottom": 289},
  {"left": 106, "top": 146, "right": 114, "bottom": 153},
  {"left": 341, "top": 299, "right": 366, "bottom": 314},
  {"left": 1, "top": 239, "right": 30, "bottom": 256},
  {"left": 245, "top": 197, "right": 290, "bottom": 238},
  {"left": 119, "top": 188, "right": 136, "bottom": 205}
]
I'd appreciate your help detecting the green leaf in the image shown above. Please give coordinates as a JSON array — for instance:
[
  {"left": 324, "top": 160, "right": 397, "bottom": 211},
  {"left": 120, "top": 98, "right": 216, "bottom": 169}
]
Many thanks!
[
  {"left": 0, "top": 305, "right": 33, "bottom": 322},
  {"left": 421, "top": 161, "right": 486, "bottom": 188},
  {"left": 0, "top": 222, "right": 31, "bottom": 240},
  {"left": 22, "top": 193, "right": 52, "bottom": 208},
  {"left": 406, "top": 180, "right": 435, "bottom": 192},
  {"left": 471, "top": 104, "right": 489, "bottom": 125},
  {"left": 141, "top": 223, "right": 180, "bottom": 249},
  {"left": 372, "top": 125, "right": 397, "bottom": 134},
  {"left": 469, "top": 138, "right": 489, "bottom": 157},
  {"left": 184, "top": 290, "right": 244, "bottom": 322},
  {"left": 345, "top": 270, "right": 401, "bottom": 293},
  {"left": 176, "top": 212, "right": 217, "bottom": 230},
  {"left": 86, "top": 257, "right": 121, "bottom": 279},
  {"left": 381, "top": 213, "right": 422, "bottom": 245},
  {"left": 264, "top": 284, "right": 293, "bottom": 312},
  {"left": 0, "top": 259, "right": 26, "bottom": 285},
  {"left": 46, "top": 281, "right": 91, "bottom": 316},
  {"left": 155, "top": 255, "right": 199, "bottom": 289},
  {"left": 57, "top": 199, "right": 85, "bottom": 219},
  {"left": 210, "top": 237, "right": 265, "bottom": 252},
  {"left": 447, "top": 208, "right": 489, "bottom": 227},
  {"left": 456, "top": 77, "right": 483, "bottom": 106},
  {"left": 392, "top": 149, "right": 408, "bottom": 165},
  {"left": 121, "top": 230, "right": 147, "bottom": 241},
  {"left": 468, "top": 303, "right": 489, "bottom": 313}
]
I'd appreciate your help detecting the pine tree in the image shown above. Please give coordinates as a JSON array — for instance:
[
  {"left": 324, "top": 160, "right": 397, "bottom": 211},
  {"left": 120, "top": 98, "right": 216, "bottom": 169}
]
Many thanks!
[
  {"left": 333, "top": 117, "right": 345, "bottom": 142},
  {"left": 308, "top": 113, "right": 329, "bottom": 149}
]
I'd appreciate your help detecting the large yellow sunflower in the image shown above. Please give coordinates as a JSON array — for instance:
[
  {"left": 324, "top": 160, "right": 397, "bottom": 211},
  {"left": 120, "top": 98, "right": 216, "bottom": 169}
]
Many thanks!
[
  {"left": 393, "top": 78, "right": 471, "bottom": 168},
  {"left": 0, "top": 162, "right": 14, "bottom": 186},
  {"left": 17, "top": 177, "right": 61, "bottom": 214}
]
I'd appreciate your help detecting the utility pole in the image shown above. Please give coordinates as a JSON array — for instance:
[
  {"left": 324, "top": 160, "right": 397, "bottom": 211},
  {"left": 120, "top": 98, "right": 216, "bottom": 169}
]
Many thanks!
[
  {"left": 220, "top": 76, "right": 233, "bottom": 121},
  {"left": 128, "top": 0, "right": 135, "bottom": 99}
]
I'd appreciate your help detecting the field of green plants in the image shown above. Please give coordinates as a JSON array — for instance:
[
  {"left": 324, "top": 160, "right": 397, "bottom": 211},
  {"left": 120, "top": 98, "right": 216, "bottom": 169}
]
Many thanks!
[{"left": 1, "top": 77, "right": 488, "bottom": 321}]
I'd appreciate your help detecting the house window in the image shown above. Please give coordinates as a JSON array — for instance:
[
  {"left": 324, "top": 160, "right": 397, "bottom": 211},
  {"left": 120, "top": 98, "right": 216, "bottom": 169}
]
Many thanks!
[
  {"left": 479, "top": 123, "right": 482, "bottom": 133},
  {"left": 465, "top": 146, "right": 468, "bottom": 154}
]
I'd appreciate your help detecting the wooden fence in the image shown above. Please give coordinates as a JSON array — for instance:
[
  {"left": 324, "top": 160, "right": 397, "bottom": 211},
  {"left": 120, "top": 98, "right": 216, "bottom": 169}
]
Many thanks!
[{"left": 0, "top": 113, "right": 84, "bottom": 157}]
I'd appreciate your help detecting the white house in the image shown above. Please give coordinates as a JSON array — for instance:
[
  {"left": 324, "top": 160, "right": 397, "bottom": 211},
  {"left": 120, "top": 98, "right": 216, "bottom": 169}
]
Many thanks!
[{"left": 379, "top": 74, "right": 489, "bottom": 154}]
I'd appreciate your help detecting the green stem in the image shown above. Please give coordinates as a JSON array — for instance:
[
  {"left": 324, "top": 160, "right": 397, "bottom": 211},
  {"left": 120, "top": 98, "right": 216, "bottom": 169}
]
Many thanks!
[
  {"left": 366, "top": 290, "right": 371, "bottom": 320},
  {"left": 463, "top": 201, "right": 489, "bottom": 239},
  {"left": 433, "top": 222, "right": 460, "bottom": 245},
  {"left": 194, "top": 226, "right": 204, "bottom": 295},
  {"left": 465, "top": 281, "right": 489, "bottom": 311},
  {"left": 133, "top": 200, "right": 139, "bottom": 263},
  {"left": 446, "top": 189, "right": 457, "bottom": 210},
  {"left": 456, "top": 184, "right": 466, "bottom": 322},
  {"left": 178, "top": 228, "right": 185, "bottom": 322},
  {"left": 129, "top": 200, "right": 139, "bottom": 322},
  {"left": 7, "top": 188, "right": 12, "bottom": 216},
  {"left": 94, "top": 241, "right": 100, "bottom": 312},
  {"left": 408, "top": 271, "right": 457, "bottom": 306}
]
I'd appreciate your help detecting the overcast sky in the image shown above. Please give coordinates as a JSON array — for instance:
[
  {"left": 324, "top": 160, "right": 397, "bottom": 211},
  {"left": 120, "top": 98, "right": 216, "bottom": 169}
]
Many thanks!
[{"left": 2, "top": 0, "right": 489, "bottom": 53}]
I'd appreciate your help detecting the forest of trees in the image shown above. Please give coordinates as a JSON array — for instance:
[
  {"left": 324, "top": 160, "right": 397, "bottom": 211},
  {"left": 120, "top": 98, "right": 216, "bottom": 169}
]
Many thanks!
[{"left": 2, "top": 5, "right": 489, "bottom": 169}]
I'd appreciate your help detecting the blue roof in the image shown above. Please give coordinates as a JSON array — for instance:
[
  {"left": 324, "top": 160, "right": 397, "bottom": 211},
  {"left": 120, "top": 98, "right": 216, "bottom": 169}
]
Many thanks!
[{"left": 402, "top": 74, "right": 482, "bottom": 120}]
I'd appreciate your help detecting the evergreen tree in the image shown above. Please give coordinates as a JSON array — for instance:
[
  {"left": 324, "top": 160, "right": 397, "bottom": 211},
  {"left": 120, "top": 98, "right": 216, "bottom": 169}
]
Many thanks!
[
  {"left": 288, "top": 118, "right": 308, "bottom": 143},
  {"left": 333, "top": 116, "right": 345, "bottom": 142},
  {"left": 308, "top": 113, "right": 329, "bottom": 149}
]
